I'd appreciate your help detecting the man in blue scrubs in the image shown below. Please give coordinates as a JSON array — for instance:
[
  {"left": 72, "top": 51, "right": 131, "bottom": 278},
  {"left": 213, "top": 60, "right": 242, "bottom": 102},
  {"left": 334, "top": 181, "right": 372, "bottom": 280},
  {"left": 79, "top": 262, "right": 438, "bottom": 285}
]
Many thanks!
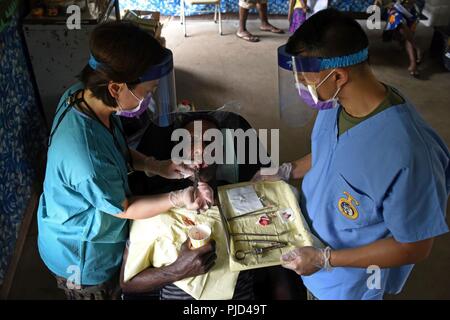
[{"left": 262, "top": 9, "right": 449, "bottom": 299}]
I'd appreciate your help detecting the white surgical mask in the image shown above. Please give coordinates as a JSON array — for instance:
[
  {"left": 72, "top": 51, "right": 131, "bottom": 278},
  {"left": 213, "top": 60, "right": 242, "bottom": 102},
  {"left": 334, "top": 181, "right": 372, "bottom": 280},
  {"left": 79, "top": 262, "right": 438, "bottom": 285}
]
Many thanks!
[
  {"left": 295, "top": 69, "right": 342, "bottom": 111},
  {"left": 307, "top": 69, "right": 340, "bottom": 104},
  {"left": 116, "top": 88, "right": 150, "bottom": 118}
]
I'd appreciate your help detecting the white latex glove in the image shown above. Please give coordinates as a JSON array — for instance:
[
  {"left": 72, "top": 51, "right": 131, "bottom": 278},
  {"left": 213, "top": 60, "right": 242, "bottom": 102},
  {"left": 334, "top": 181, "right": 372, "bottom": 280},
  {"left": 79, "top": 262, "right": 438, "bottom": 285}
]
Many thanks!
[
  {"left": 169, "top": 183, "right": 214, "bottom": 211},
  {"left": 196, "top": 182, "right": 214, "bottom": 209},
  {"left": 251, "top": 162, "right": 293, "bottom": 182},
  {"left": 280, "top": 246, "right": 332, "bottom": 276},
  {"left": 169, "top": 187, "right": 202, "bottom": 211},
  {"left": 145, "top": 157, "right": 194, "bottom": 179}
]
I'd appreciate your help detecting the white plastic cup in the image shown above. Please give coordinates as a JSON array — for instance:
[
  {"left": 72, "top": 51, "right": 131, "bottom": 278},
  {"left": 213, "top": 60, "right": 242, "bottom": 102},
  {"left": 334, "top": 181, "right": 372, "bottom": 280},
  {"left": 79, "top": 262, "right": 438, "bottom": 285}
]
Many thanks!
[{"left": 188, "top": 224, "right": 212, "bottom": 248}]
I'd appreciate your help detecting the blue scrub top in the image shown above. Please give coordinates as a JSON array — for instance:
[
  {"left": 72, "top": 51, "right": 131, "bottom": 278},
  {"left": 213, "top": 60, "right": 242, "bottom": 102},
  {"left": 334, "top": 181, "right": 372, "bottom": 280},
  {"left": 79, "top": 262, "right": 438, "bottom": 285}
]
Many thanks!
[
  {"left": 301, "top": 96, "right": 450, "bottom": 300},
  {"left": 37, "top": 83, "right": 130, "bottom": 285}
]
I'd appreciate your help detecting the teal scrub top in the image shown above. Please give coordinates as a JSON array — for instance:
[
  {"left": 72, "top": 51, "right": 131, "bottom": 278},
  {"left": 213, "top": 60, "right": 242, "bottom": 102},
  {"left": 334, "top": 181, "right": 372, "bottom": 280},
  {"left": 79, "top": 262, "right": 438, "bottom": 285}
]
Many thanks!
[
  {"left": 300, "top": 93, "right": 449, "bottom": 300},
  {"left": 37, "top": 83, "right": 131, "bottom": 285}
]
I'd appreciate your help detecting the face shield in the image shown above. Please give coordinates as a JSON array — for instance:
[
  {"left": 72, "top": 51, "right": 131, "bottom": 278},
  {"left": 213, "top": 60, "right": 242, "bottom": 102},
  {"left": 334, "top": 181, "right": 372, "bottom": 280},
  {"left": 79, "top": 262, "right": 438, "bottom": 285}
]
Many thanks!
[
  {"left": 109, "top": 48, "right": 177, "bottom": 148},
  {"left": 278, "top": 45, "right": 369, "bottom": 125},
  {"left": 278, "top": 45, "right": 316, "bottom": 127},
  {"left": 135, "top": 48, "right": 177, "bottom": 127}
]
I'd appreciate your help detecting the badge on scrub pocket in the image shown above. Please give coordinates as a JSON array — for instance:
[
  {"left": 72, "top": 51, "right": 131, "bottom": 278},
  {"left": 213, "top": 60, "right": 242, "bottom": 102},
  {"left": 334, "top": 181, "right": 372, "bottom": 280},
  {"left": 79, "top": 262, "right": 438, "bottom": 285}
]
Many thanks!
[{"left": 278, "top": 208, "right": 295, "bottom": 223}]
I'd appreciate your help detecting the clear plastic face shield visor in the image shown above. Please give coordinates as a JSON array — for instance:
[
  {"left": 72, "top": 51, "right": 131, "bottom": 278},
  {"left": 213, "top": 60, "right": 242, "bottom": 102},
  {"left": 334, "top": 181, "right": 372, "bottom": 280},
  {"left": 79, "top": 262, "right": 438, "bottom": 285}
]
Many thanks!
[
  {"left": 88, "top": 47, "right": 177, "bottom": 125},
  {"left": 277, "top": 45, "right": 369, "bottom": 126},
  {"left": 135, "top": 48, "right": 177, "bottom": 127}
]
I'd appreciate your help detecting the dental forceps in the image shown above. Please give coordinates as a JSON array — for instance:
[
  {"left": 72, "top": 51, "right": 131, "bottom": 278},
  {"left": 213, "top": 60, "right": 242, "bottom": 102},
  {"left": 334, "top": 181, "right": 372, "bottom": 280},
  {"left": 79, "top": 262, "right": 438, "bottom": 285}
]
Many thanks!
[{"left": 234, "top": 241, "right": 288, "bottom": 260}]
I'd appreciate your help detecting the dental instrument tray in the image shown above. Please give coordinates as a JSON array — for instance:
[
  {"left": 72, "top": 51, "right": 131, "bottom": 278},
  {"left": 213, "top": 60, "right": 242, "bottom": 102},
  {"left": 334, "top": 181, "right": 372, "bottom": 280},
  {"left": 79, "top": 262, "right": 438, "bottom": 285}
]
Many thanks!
[{"left": 217, "top": 180, "right": 316, "bottom": 272}]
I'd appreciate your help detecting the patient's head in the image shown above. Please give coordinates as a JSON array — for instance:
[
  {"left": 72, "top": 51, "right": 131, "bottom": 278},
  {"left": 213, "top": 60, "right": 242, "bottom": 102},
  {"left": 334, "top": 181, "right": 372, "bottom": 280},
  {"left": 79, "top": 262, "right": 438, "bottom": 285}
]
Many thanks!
[{"left": 177, "top": 114, "right": 221, "bottom": 182}]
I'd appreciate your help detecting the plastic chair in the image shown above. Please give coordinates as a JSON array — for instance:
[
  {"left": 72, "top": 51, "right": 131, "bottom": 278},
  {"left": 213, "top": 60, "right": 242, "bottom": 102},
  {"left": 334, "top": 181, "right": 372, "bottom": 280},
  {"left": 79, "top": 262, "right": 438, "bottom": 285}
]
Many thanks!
[{"left": 180, "top": 0, "right": 222, "bottom": 37}]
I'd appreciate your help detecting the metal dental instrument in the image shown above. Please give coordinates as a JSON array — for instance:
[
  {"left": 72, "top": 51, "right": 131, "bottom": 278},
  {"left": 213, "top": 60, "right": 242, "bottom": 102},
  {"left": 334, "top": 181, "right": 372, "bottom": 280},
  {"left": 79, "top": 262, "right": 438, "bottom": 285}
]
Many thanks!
[
  {"left": 234, "top": 242, "right": 288, "bottom": 260},
  {"left": 193, "top": 167, "right": 200, "bottom": 214},
  {"left": 193, "top": 167, "right": 199, "bottom": 192},
  {"left": 235, "top": 239, "right": 288, "bottom": 245},
  {"left": 230, "top": 230, "right": 289, "bottom": 237},
  {"left": 230, "top": 232, "right": 280, "bottom": 237},
  {"left": 226, "top": 206, "right": 279, "bottom": 221}
]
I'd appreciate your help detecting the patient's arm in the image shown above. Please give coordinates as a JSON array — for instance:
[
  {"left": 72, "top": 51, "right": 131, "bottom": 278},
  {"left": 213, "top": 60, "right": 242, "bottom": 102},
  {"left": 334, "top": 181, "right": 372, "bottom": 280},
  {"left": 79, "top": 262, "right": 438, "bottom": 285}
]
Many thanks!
[{"left": 120, "top": 239, "right": 217, "bottom": 294}]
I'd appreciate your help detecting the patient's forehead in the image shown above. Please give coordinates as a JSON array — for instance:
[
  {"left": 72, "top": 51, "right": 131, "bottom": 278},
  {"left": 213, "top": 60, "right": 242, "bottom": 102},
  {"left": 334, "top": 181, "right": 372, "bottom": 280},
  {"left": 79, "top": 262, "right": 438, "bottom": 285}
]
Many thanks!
[{"left": 183, "top": 119, "right": 218, "bottom": 135}]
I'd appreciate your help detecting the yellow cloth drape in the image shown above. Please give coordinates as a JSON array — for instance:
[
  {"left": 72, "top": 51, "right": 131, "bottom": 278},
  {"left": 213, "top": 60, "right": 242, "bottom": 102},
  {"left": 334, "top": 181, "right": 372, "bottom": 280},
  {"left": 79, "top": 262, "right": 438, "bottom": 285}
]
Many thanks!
[
  {"left": 124, "top": 206, "right": 240, "bottom": 300},
  {"left": 218, "top": 180, "right": 321, "bottom": 272}
]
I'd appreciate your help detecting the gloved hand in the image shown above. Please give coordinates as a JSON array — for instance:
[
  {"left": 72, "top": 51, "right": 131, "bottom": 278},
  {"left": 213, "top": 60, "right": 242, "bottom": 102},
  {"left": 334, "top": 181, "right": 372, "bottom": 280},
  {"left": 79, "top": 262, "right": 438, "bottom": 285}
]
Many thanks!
[
  {"left": 196, "top": 182, "right": 214, "bottom": 209},
  {"left": 251, "top": 162, "right": 293, "bottom": 182},
  {"left": 145, "top": 157, "right": 194, "bottom": 180},
  {"left": 280, "top": 246, "right": 332, "bottom": 276},
  {"left": 169, "top": 183, "right": 214, "bottom": 211}
]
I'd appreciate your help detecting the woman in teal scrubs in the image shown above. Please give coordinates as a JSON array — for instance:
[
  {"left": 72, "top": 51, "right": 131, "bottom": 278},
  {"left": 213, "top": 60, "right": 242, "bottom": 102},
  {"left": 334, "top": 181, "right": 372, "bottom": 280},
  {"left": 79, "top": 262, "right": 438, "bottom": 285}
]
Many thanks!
[{"left": 37, "top": 22, "right": 214, "bottom": 299}]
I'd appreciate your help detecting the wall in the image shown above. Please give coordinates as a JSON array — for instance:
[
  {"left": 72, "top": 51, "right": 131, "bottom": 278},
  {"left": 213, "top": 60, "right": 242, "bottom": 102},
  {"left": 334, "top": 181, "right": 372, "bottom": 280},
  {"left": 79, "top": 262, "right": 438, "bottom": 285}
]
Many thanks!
[{"left": 0, "top": 11, "right": 47, "bottom": 284}]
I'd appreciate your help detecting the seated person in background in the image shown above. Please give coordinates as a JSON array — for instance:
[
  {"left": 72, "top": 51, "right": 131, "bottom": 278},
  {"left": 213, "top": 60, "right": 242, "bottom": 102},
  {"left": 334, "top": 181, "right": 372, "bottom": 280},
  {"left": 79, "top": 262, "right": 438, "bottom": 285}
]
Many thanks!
[
  {"left": 120, "top": 115, "right": 255, "bottom": 300},
  {"left": 375, "top": 0, "right": 422, "bottom": 77}
]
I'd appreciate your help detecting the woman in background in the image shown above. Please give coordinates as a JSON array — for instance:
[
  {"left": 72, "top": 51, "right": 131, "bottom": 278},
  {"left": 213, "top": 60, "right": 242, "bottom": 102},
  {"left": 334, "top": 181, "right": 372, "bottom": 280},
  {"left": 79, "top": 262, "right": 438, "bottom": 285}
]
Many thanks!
[
  {"left": 376, "top": 0, "right": 422, "bottom": 77},
  {"left": 288, "top": 0, "right": 308, "bottom": 33}
]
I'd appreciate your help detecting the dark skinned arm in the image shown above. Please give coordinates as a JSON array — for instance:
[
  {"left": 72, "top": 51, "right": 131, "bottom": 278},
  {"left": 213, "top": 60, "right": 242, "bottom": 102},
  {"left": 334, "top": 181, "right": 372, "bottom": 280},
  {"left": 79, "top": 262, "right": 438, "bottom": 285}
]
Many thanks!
[{"left": 120, "top": 239, "right": 217, "bottom": 294}]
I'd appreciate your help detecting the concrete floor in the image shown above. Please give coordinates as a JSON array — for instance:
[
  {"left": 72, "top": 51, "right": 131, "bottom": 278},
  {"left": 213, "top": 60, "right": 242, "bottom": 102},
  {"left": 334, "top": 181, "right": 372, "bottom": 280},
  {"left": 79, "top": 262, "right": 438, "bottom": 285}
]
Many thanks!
[{"left": 8, "top": 17, "right": 450, "bottom": 299}]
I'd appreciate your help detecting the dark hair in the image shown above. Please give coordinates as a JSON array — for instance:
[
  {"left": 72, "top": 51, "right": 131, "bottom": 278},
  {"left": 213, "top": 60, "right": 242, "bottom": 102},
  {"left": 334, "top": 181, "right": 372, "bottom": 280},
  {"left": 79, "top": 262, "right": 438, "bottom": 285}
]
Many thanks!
[
  {"left": 177, "top": 113, "right": 221, "bottom": 130},
  {"left": 286, "top": 8, "right": 369, "bottom": 59},
  {"left": 78, "top": 21, "right": 165, "bottom": 107}
]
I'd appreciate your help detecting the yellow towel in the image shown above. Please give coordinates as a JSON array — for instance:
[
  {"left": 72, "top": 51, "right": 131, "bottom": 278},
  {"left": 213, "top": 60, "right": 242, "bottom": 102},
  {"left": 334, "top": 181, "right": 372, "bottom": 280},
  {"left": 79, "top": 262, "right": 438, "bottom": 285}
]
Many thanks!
[
  {"left": 218, "top": 180, "right": 321, "bottom": 272},
  {"left": 124, "top": 206, "right": 240, "bottom": 300}
]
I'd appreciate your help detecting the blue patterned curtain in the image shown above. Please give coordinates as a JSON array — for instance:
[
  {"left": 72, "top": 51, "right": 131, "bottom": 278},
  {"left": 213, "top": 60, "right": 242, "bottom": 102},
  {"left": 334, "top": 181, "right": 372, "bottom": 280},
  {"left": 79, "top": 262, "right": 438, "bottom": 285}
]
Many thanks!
[
  {"left": 329, "top": 0, "right": 373, "bottom": 12},
  {"left": 119, "top": 0, "right": 377, "bottom": 16},
  {"left": 120, "top": 0, "right": 288, "bottom": 15},
  {"left": 0, "top": 13, "right": 47, "bottom": 284}
]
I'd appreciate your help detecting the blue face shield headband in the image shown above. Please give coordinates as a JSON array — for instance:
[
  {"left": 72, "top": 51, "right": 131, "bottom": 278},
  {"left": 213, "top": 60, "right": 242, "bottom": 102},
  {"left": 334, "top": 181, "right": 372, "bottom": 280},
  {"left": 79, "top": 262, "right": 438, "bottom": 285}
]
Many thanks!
[
  {"left": 88, "top": 47, "right": 174, "bottom": 83},
  {"left": 277, "top": 44, "right": 369, "bottom": 72}
]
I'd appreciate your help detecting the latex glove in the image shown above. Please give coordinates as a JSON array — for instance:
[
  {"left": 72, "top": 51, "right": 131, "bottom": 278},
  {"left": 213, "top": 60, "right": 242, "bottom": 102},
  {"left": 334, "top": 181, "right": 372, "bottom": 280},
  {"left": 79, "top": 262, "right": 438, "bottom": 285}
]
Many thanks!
[
  {"left": 196, "top": 182, "right": 214, "bottom": 210},
  {"left": 251, "top": 162, "right": 292, "bottom": 182},
  {"left": 280, "top": 246, "right": 332, "bottom": 276},
  {"left": 169, "top": 185, "right": 213, "bottom": 211},
  {"left": 169, "top": 187, "right": 201, "bottom": 210},
  {"left": 145, "top": 157, "right": 194, "bottom": 179}
]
